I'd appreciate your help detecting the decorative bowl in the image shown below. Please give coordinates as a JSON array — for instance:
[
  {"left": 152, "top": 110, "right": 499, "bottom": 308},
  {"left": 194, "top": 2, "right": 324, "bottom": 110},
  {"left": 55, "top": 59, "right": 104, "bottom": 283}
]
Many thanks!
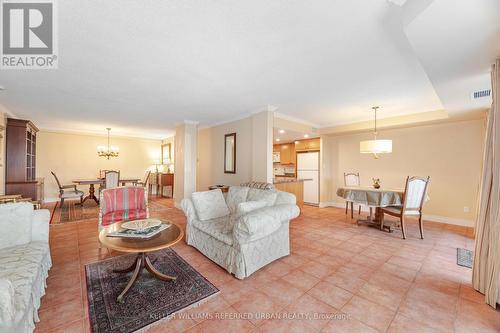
[{"left": 122, "top": 219, "right": 162, "bottom": 231}]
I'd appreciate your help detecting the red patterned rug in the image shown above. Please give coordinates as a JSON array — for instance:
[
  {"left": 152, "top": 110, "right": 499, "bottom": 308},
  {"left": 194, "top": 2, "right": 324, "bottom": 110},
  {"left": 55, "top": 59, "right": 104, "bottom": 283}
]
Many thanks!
[{"left": 85, "top": 248, "right": 219, "bottom": 333}]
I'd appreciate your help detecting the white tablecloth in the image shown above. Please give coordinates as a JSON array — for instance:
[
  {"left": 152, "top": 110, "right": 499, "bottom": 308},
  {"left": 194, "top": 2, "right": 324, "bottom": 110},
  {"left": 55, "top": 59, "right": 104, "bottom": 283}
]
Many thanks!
[{"left": 336, "top": 186, "right": 404, "bottom": 207}]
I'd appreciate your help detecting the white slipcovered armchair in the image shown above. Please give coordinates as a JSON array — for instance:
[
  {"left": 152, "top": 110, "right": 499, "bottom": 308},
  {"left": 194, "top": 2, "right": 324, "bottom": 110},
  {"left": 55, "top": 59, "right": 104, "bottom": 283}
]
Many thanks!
[
  {"left": 0, "top": 203, "right": 51, "bottom": 333},
  {"left": 181, "top": 186, "right": 300, "bottom": 279}
]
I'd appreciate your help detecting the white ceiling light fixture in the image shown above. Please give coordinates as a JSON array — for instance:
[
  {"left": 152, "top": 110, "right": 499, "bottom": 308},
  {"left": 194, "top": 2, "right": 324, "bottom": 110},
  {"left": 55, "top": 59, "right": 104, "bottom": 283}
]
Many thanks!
[
  {"left": 279, "top": 129, "right": 285, "bottom": 134},
  {"left": 275, "top": 138, "right": 280, "bottom": 142},
  {"left": 304, "top": 134, "right": 309, "bottom": 138},
  {"left": 360, "top": 106, "right": 392, "bottom": 159}
]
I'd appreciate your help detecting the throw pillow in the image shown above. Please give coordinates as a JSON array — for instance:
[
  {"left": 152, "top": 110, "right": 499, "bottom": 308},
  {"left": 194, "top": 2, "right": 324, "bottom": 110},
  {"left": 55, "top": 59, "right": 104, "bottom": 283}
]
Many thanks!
[
  {"left": 236, "top": 201, "right": 268, "bottom": 215},
  {"left": 191, "top": 189, "right": 230, "bottom": 221},
  {"left": 247, "top": 188, "right": 278, "bottom": 206},
  {"left": 226, "top": 186, "right": 250, "bottom": 214},
  {"left": 0, "top": 203, "right": 33, "bottom": 250}
]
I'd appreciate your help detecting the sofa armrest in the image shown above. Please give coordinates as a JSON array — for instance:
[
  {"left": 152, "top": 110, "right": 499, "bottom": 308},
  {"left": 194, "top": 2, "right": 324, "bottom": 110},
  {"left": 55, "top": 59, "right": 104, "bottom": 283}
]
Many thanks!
[
  {"left": 260, "top": 204, "right": 300, "bottom": 222},
  {"left": 233, "top": 210, "right": 281, "bottom": 244},
  {"left": 0, "top": 278, "right": 15, "bottom": 327},
  {"left": 31, "top": 209, "right": 50, "bottom": 242},
  {"left": 181, "top": 198, "right": 198, "bottom": 224}
]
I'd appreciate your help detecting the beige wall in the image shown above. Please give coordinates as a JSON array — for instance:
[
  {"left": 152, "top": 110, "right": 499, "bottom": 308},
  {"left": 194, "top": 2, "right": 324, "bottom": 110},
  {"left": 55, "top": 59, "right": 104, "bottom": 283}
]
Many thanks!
[
  {"left": 197, "top": 116, "right": 253, "bottom": 191},
  {"left": 37, "top": 131, "right": 162, "bottom": 201},
  {"left": 173, "top": 123, "right": 197, "bottom": 206},
  {"left": 251, "top": 111, "right": 273, "bottom": 183},
  {"left": 321, "top": 119, "right": 486, "bottom": 226}
]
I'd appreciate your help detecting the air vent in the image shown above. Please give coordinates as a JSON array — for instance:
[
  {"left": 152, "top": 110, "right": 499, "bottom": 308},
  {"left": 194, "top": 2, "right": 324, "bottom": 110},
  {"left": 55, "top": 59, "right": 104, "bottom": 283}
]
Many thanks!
[{"left": 471, "top": 89, "right": 491, "bottom": 100}]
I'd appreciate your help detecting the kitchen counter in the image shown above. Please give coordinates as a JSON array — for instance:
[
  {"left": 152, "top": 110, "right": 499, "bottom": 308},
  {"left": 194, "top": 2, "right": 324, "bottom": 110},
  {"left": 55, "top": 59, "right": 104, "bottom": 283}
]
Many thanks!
[
  {"left": 273, "top": 179, "right": 306, "bottom": 209},
  {"left": 273, "top": 178, "right": 312, "bottom": 184}
]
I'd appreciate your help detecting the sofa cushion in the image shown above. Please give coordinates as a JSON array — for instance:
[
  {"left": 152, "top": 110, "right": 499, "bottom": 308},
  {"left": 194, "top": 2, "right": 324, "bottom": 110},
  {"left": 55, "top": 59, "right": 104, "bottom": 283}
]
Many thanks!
[
  {"left": 0, "top": 203, "right": 33, "bottom": 250},
  {"left": 101, "top": 209, "right": 147, "bottom": 227},
  {"left": 0, "top": 241, "right": 50, "bottom": 325},
  {"left": 236, "top": 201, "right": 268, "bottom": 215},
  {"left": 274, "top": 191, "right": 297, "bottom": 205},
  {"left": 191, "top": 190, "right": 230, "bottom": 221},
  {"left": 233, "top": 210, "right": 281, "bottom": 243},
  {"left": 226, "top": 186, "right": 250, "bottom": 214},
  {"left": 194, "top": 217, "right": 233, "bottom": 246},
  {"left": 247, "top": 188, "right": 277, "bottom": 207},
  {"left": 0, "top": 278, "right": 15, "bottom": 325}
]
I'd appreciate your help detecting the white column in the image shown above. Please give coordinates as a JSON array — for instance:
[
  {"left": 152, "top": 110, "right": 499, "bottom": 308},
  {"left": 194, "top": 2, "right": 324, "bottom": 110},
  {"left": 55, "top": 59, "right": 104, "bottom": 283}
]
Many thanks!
[
  {"left": 251, "top": 110, "right": 273, "bottom": 183},
  {"left": 174, "top": 121, "right": 198, "bottom": 207}
]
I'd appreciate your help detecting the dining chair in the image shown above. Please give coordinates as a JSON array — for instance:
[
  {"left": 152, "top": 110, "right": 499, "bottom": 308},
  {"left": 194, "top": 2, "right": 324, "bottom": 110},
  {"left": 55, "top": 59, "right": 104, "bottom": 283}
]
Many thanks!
[
  {"left": 104, "top": 170, "right": 120, "bottom": 189},
  {"left": 51, "top": 171, "right": 84, "bottom": 208},
  {"left": 380, "top": 176, "right": 430, "bottom": 239},
  {"left": 98, "top": 186, "right": 149, "bottom": 230},
  {"left": 344, "top": 172, "right": 362, "bottom": 218},
  {"left": 133, "top": 170, "right": 151, "bottom": 188}
]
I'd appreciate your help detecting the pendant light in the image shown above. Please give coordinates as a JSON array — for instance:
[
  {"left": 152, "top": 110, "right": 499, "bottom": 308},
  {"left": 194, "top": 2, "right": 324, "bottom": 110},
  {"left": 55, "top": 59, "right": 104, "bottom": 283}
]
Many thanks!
[{"left": 360, "top": 106, "right": 392, "bottom": 158}]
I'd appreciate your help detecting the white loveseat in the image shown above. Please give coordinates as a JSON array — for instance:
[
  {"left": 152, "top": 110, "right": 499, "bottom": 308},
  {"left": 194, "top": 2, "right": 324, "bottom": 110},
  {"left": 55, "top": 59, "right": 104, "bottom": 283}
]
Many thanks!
[
  {"left": 181, "top": 186, "right": 300, "bottom": 279},
  {"left": 0, "top": 203, "right": 51, "bottom": 333}
]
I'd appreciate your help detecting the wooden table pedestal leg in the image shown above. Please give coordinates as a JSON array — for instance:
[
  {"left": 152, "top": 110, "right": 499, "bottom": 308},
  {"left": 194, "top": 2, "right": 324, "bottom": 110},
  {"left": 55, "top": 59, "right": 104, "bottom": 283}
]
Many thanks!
[
  {"left": 115, "top": 253, "right": 176, "bottom": 303},
  {"left": 82, "top": 184, "right": 100, "bottom": 205}
]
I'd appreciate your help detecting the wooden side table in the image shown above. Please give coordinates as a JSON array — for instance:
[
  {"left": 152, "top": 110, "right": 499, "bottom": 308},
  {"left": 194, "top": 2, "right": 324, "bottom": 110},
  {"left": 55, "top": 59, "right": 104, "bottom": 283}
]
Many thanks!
[
  {"left": 99, "top": 220, "right": 183, "bottom": 303},
  {"left": 208, "top": 185, "right": 229, "bottom": 193}
]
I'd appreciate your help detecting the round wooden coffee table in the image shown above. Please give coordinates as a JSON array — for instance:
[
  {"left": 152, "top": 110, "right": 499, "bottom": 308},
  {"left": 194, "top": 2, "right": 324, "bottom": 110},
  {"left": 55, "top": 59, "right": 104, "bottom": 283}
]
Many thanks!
[{"left": 99, "top": 220, "right": 184, "bottom": 303}]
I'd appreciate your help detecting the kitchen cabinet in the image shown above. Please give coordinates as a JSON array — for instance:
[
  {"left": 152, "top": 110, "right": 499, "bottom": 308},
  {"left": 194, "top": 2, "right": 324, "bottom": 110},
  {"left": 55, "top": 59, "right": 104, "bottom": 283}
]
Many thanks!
[
  {"left": 279, "top": 144, "right": 292, "bottom": 164},
  {"left": 273, "top": 143, "right": 296, "bottom": 165},
  {"left": 295, "top": 138, "right": 320, "bottom": 151}
]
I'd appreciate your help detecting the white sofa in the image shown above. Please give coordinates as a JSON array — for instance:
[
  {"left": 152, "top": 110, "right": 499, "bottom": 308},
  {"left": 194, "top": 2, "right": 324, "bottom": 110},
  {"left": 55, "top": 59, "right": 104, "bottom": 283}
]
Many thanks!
[
  {"left": 0, "top": 203, "right": 51, "bottom": 333},
  {"left": 181, "top": 186, "right": 300, "bottom": 279}
]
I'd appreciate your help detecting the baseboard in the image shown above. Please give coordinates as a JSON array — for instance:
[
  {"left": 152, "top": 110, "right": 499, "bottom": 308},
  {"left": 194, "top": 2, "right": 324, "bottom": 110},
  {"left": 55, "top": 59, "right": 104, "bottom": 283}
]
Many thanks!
[{"left": 318, "top": 202, "right": 474, "bottom": 227}]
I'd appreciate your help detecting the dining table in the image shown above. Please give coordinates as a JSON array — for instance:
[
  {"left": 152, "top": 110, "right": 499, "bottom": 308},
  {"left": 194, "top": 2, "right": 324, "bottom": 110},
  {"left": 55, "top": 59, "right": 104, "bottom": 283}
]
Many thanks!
[
  {"left": 336, "top": 186, "right": 405, "bottom": 232},
  {"left": 73, "top": 178, "right": 140, "bottom": 204}
]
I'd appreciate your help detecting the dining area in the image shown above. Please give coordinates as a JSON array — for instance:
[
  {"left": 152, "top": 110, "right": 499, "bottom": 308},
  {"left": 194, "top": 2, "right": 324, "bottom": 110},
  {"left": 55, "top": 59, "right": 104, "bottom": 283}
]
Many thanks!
[
  {"left": 336, "top": 173, "right": 430, "bottom": 239},
  {"left": 51, "top": 169, "right": 175, "bottom": 206}
]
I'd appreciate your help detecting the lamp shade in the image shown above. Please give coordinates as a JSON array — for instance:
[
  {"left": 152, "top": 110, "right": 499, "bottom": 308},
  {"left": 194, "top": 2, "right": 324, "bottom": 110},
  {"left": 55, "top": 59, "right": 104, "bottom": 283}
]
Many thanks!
[{"left": 360, "top": 139, "right": 392, "bottom": 154}]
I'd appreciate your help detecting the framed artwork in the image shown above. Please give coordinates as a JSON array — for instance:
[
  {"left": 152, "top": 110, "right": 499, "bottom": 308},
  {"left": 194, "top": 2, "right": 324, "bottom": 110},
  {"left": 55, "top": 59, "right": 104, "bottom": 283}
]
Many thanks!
[
  {"left": 224, "top": 133, "right": 236, "bottom": 174},
  {"left": 161, "top": 143, "right": 171, "bottom": 165}
]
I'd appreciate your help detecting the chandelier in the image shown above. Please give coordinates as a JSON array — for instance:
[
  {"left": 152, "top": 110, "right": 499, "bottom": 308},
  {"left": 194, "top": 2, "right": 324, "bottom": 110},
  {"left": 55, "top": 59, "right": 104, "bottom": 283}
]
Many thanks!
[
  {"left": 360, "top": 106, "right": 392, "bottom": 159},
  {"left": 97, "top": 128, "right": 119, "bottom": 159}
]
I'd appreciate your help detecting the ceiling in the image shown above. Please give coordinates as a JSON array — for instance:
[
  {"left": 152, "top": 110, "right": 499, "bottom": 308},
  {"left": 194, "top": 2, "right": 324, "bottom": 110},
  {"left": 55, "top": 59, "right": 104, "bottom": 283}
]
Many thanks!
[
  {"left": 273, "top": 127, "right": 317, "bottom": 144},
  {"left": 0, "top": 0, "right": 498, "bottom": 139}
]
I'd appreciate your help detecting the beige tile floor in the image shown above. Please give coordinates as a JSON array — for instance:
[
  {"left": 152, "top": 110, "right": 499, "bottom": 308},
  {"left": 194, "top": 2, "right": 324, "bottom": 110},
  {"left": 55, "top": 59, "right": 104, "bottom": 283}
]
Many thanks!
[{"left": 34, "top": 198, "right": 500, "bottom": 333}]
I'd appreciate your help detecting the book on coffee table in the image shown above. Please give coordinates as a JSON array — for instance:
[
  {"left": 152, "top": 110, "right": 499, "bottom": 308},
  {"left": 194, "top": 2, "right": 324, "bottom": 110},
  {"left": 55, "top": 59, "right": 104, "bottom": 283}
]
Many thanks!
[{"left": 107, "top": 223, "right": 171, "bottom": 239}]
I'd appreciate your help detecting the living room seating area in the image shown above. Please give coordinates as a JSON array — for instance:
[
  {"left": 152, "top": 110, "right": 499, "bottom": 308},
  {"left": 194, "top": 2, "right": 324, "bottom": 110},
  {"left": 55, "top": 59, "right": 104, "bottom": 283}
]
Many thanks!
[{"left": 181, "top": 186, "right": 300, "bottom": 279}]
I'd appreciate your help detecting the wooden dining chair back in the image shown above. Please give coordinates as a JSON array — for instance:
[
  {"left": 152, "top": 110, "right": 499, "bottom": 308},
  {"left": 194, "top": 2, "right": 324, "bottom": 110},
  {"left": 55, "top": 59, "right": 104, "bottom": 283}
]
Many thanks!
[
  {"left": 402, "top": 176, "right": 430, "bottom": 212},
  {"left": 343, "top": 172, "right": 362, "bottom": 218},
  {"left": 344, "top": 172, "right": 360, "bottom": 187},
  {"left": 50, "top": 171, "right": 84, "bottom": 207},
  {"left": 105, "top": 170, "right": 120, "bottom": 189},
  {"left": 133, "top": 170, "right": 151, "bottom": 188},
  {"left": 381, "top": 176, "right": 430, "bottom": 239}
]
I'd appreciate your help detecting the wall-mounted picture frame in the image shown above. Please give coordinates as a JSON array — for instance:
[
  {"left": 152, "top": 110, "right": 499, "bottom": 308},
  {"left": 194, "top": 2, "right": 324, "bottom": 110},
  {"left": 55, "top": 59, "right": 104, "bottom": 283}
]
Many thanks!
[
  {"left": 224, "top": 133, "right": 236, "bottom": 174},
  {"left": 161, "top": 143, "right": 171, "bottom": 165}
]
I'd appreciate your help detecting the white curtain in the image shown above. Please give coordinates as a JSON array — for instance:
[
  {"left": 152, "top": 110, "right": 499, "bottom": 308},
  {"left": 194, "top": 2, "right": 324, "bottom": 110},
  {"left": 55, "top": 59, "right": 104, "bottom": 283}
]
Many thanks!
[{"left": 472, "top": 59, "right": 500, "bottom": 308}]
